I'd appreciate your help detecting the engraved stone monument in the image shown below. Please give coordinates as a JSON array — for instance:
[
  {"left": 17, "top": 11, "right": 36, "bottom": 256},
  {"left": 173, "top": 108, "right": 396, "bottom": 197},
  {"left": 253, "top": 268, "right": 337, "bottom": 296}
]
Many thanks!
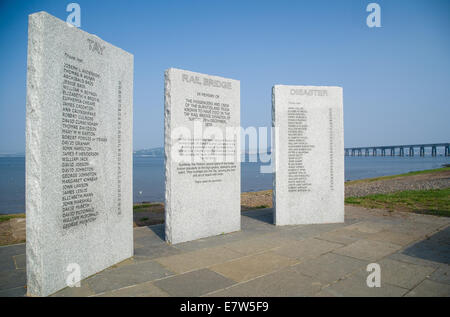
[
  {"left": 272, "top": 85, "right": 344, "bottom": 225},
  {"left": 164, "top": 68, "right": 240, "bottom": 244},
  {"left": 26, "top": 12, "right": 134, "bottom": 296}
]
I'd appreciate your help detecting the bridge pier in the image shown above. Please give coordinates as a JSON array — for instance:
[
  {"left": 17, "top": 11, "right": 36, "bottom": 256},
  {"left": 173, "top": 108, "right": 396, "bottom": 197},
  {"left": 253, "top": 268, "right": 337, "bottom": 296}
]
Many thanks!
[{"left": 345, "top": 143, "right": 449, "bottom": 158}]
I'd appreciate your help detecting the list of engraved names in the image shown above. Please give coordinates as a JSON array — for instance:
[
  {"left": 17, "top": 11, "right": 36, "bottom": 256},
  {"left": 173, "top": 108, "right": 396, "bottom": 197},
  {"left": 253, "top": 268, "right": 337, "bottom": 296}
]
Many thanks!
[
  {"left": 61, "top": 53, "right": 104, "bottom": 229},
  {"left": 287, "top": 104, "right": 315, "bottom": 192}
]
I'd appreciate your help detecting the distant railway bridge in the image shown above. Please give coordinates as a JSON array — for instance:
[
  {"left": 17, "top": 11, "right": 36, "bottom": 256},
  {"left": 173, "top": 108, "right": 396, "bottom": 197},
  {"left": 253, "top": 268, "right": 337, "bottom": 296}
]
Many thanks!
[{"left": 345, "top": 143, "right": 450, "bottom": 157}]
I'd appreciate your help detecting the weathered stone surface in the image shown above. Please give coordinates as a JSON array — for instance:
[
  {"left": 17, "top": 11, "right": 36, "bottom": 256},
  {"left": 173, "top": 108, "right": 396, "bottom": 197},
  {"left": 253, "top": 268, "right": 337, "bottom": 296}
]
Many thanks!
[
  {"left": 333, "top": 239, "right": 401, "bottom": 261},
  {"left": 164, "top": 68, "right": 240, "bottom": 244},
  {"left": 272, "top": 85, "right": 344, "bottom": 225},
  {"left": 374, "top": 258, "right": 435, "bottom": 289},
  {"left": 153, "top": 268, "right": 235, "bottom": 297},
  {"left": 405, "top": 279, "right": 450, "bottom": 297},
  {"left": 96, "top": 281, "right": 169, "bottom": 297},
  {"left": 274, "top": 237, "right": 344, "bottom": 261},
  {"left": 210, "top": 252, "right": 297, "bottom": 282},
  {"left": 293, "top": 253, "right": 367, "bottom": 284},
  {"left": 155, "top": 246, "right": 242, "bottom": 274},
  {"left": 84, "top": 261, "right": 173, "bottom": 294},
  {"left": 207, "top": 266, "right": 323, "bottom": 297},
  {"left": 26, "top": 12, "right": 133, "bottom": 296},
  {"left": 316, "top": 272, "right": 408, "bottom": 297}
]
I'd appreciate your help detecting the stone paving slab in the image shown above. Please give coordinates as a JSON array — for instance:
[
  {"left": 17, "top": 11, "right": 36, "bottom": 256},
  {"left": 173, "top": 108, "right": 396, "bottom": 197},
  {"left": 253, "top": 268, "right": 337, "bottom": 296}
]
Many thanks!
[
  {"left": 0, "top": 243, "right": 25, "bottom": 257},
  {"left": 154, "top": 269, "right": 236, "bottom": 297},
  {"left": 96, "top": 281, "right": 170, "bottom": 297},
  {"left": 316, "top": 273, "right": 408, "bottom": 297},
  {"left": 333, "top": 239, "right": 402, "bottom": 262},
  {"left": 155, "top": 246, "right": 243, "bottom": 274},
  {"left": 344, "top": 221, "right": 393, "bottom": 234},
  {"left": 0, "top": 255, "right": 16, "bottom": 271},
  {"left": 134, "top": 243, "right": 181, "bottom": 259},
  {"left": 71, "top": 260, "right": 174, "bottom": 295},
  {"left": 373, "top": 258, "right": 436, "bottom": 289},
  {"left": 367, "top": 230, "right": 420, "bottom": 246},
  {"left": 276, "top": 223, "right": 347, "bottom": 241},
  {"left": 428, "top": 265, "right": 450, "bottom": 284},
  {"left": 206, "top": 266, "right": 323, "bottom": 297},
  {"left": 292, "top": 253, "right": 368, "bottom": 285},
  {"left": 51, "top": 281, "right": 95, "bottom": 297},
  {"left": 0, "top": 285, "right": 27, "bottom": 297},
  {"left": 209, "top": 252, "right": 298, "bottom": 283},
  {"left": 221, "top": 234, "right": 290, "bottom": 255},
  {"left": 12, "top": 254, "right": 26, "bottom": 270},
  {"left": 0, "top": 269, "right": 26, "bottom": 290},
  {"left": 273, "top": 238, "right": 344, "bottom": 261},
  {"left": 316, "top": 227, "right": 374, "bottom": 245},
  {"left": 405, "top": 279, "right": 450, "bottom": 297},
  {"left": 0, "top": 206, "right": 449, "bottom": 297}
]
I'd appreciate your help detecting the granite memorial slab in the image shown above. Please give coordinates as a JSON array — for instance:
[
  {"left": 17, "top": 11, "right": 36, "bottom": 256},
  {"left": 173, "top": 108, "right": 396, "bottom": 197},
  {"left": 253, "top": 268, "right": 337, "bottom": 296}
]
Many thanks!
[
  {"left": 26, "top": 11, "right": 134, "bottom": 296},
  {"left": 164, "top": 68, "right": 240, "bottom": 244},
  {"left": 272, "top": 85, "right": 344, "bottom": 225}
]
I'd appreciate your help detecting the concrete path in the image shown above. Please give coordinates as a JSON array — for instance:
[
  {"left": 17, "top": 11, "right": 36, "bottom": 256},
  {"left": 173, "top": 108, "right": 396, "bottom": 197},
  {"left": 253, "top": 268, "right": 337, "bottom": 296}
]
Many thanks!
[{"left": 1, "top": 206, "right": 449, "bottom": 297}]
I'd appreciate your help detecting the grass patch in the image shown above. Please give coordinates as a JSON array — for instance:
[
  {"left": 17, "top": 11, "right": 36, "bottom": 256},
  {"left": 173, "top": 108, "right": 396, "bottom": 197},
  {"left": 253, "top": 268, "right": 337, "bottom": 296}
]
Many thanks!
[
  {"left": 345, "top": 188, "right": 450, "bottom": 217},
  {"left": 345, "top": 167, "right": 450, "bottom": 185},
  {"left": 133, "top": 203, "right": 160, "bottom": 211},
  {"left": 0, "top": 213, "right": 25, "bottom": 223},
  {"left": 254, "top": 205, "right": 269, "bottom": 209}
]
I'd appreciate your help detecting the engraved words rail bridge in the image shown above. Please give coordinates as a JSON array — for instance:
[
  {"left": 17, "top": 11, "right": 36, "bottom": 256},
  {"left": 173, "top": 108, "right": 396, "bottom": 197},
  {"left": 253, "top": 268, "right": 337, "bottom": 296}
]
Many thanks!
[{"left": 345, "top": 143, "right": 450, "bottom": 157}]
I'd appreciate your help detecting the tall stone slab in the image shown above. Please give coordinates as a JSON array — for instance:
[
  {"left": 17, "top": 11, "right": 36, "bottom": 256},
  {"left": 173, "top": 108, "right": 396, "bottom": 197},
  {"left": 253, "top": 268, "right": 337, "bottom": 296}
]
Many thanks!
[
  {"left": 165, "top": 68, "right": 240, "bottom": 244},
  {"left": 272, "top": 85, "right": 344, "bottom": 225},
  {"left": 26, "top": 12, "right": 133, "bottom": 296}
]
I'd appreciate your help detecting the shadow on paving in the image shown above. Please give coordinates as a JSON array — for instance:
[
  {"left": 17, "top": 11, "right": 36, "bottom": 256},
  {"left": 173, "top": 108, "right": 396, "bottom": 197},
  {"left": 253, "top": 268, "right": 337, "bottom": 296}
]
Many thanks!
[
  {"left": 402, "top": 226, "right": 450, "bottom": 265},
  {"left": 241, "top": 208, "right": 274, "bottom": 225},
  {"left": 146, "top": 208, "right": 276, "bottom": 241},
  {"left": 147, "top": 224, "right": 165, "bottom": 241}
]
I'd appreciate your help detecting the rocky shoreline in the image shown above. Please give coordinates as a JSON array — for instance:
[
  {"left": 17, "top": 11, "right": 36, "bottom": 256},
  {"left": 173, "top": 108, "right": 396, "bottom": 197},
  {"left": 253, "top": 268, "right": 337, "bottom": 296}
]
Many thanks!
[{"left": 345, "top": 168, "right": 450, "bottom": 197}]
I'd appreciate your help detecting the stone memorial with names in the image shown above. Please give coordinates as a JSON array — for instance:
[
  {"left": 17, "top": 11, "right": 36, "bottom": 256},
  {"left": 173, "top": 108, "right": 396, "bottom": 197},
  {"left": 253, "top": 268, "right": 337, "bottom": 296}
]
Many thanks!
[
  {"left": 272, "top": 85, "right": 344, "bottom": 225},
  {"left": 26, "top": 12, "right": 134, "bottom": 296},
  {"left": 164, "top": 68, "right": 240, "bottom": 244}
]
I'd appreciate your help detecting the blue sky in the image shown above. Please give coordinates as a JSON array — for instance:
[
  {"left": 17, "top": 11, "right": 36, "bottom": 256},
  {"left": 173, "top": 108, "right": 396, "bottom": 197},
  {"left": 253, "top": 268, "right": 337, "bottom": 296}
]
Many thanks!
[{"left": 0, "top": 0, "right": 449, "bottom": 153}]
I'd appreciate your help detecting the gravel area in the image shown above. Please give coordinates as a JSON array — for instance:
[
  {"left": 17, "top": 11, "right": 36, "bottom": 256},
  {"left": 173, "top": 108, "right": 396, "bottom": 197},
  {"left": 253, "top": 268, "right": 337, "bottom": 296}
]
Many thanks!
[{"left": 345, "top": 170, "right": 450, "bottom": 197}]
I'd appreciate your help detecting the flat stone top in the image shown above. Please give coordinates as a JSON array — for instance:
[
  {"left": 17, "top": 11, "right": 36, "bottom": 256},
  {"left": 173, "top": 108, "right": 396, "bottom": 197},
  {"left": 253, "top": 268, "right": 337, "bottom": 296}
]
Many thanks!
[
  {"left": 273, "top": 85, "right": 343, "bottom": 104},
  {"left": 166, "top": 67, "right": 239, "bottom": 86},
  {"left": 30, "top": 11, "right": 133, "bottom": 59}
]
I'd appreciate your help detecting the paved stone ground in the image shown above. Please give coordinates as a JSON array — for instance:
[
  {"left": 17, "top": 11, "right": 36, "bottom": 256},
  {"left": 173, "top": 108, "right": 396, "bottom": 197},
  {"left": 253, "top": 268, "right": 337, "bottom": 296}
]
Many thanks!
[{"left": 1, "top": 206, "right": 449, "bottom": 297}]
